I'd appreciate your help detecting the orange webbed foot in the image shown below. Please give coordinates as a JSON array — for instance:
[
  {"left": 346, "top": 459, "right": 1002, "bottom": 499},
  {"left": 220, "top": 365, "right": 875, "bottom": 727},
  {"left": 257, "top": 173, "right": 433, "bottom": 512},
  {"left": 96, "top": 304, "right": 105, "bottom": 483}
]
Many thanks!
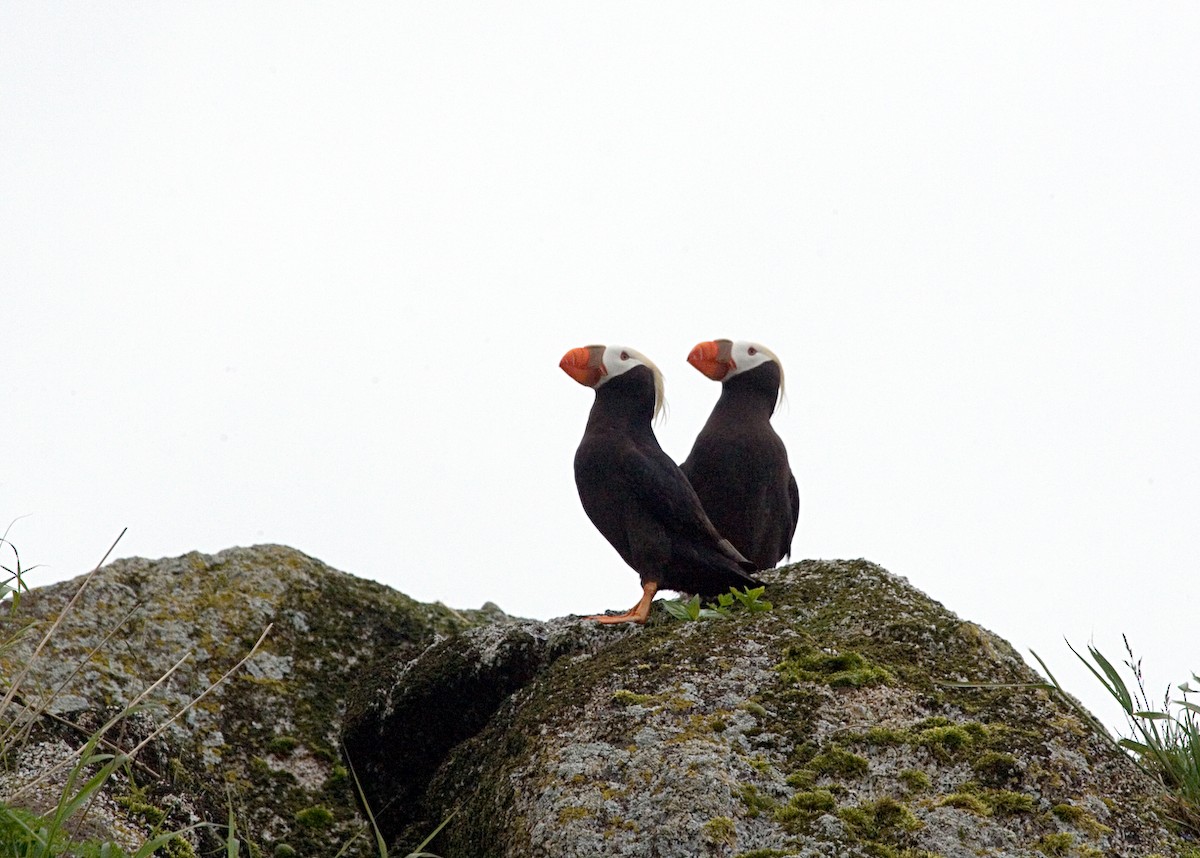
[{"left": 584, "top": 581, "right": 658, "bottom": 626}]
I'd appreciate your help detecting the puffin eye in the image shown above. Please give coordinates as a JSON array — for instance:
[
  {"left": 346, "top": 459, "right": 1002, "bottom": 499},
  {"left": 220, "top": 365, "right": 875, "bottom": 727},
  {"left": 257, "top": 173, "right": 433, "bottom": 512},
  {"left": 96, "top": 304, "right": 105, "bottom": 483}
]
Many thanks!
[
  {"left": 747, "top": 347, "right": 757, "bottom": 356},
  {"left": 620, "top": 351, "right": 630, "bottom": 360}
]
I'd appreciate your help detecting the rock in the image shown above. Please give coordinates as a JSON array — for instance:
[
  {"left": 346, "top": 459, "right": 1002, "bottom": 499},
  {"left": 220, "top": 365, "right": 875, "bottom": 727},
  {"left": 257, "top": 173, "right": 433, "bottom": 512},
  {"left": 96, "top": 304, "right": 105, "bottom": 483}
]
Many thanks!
[
  {"left": 0, "top": 545, "right": 506, "bottom": 856},
  {"left": 342, "top": 616, "right": 640, "bottom": 842},
  {"left": 344, "top": 559, "right": 1194, "bottom": 858}
]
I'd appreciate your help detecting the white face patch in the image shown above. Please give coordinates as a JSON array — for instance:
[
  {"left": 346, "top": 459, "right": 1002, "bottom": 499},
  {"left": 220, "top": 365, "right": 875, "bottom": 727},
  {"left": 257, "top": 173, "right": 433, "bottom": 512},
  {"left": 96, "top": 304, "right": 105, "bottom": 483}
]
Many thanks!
[
  {"left": 726, "top": 341, "right": 785, "bottom": 398},
  {"left": 597, "top": 344, "right": 666, "bottom": 420}
]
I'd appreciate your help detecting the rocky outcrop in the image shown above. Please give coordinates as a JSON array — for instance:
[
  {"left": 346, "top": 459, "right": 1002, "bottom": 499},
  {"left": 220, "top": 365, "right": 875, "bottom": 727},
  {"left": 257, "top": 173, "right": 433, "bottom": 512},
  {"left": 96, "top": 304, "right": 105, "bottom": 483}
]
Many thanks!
[
  {"left": 344, "top": 559, "right": 1194, "bottom": 858},
  {"left": 0, "top": 545, "right": 506, "bottom": 856}
]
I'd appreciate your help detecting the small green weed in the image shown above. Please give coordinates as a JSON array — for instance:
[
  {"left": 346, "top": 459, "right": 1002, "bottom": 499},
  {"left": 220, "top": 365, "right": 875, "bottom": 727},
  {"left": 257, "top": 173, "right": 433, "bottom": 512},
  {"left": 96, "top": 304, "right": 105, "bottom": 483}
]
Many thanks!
[
  {"left": 662, "top": 586, "right": 773, "bottom": 622},
  {"left": 661, "top": 594, "right": 727, "bottom": 622}
]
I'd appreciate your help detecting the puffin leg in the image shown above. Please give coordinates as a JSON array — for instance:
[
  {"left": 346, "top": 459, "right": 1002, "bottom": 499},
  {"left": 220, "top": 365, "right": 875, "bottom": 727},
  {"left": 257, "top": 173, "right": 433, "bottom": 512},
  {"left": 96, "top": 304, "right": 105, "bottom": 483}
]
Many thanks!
[{"left": 585, "top": 581, "right": 659, "bottom": 625}]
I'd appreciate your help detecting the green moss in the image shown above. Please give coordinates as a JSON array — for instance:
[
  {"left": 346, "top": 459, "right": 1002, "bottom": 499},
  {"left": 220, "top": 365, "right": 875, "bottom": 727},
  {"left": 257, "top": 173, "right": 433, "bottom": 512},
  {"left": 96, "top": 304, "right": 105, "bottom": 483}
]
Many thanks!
[
  {"left": 735, "top": 850, "right": 793, "bottom": 858},
  {"left": 557, "top": 806, "right": 591, "bottom": 823},
  {"left": 982, "top": 789, "right": 1035, "bottom": 815},
  {"left": 162, "top": 836, "right": 199, "bottom": 858},
  {"left": 273, "top": 846, "right": 297, "bottom": 857},
  {"left": 117, "top": 792, "right": 168, "bottom": 826},
  {"left": 808, "top": 745, "right": 869, "bottom": 778},
  {"left": 785, "top": 769, "right": 816, "bottom": 789},
  {"left": 1051, "top": 803, "right": 1112, "bottom": 837},
  {"left": 611, "top": 689, "right": 660, "bottom": 706},
  {"left": 737, "top": 784, "right": 778, "bottom": 817},
  {"left": 778, "top": 647, "right": 893, "bottom": 689},
  {"left": 268, "top": 735, "right": 299, "bottom": 754},
  {"left": 786, "top": 789, "right": 837, "bottom": 814},
  {"left": 935, "top": 793, "right": 990, "bottom": 815},
  {"left": 971, "top": 750, "right": 1021, "bottom": 786},
  {"left": 912, "top": 729, "right": 969, "bottom": 753},
  {"left": 1051, "top": 803, "right": 1086, "bottom": 823},
  {"left": 837, "top": 797, "right": 922, "bottom": 840},
  {"left": 1036, "top": 832, "right": 1075, "bottom": 856},
  {"left": 862, "top": 726, "right": 910, "bottom": 745},
  {"left": 853, "top": 719, "right": 990, "bottom": 764},
  {"left": 914, "top": 716, "right": 953, "bottom": 728},
  {"left": 293, "top": 806, "right": 334, "bottom": 830},
  {"left": 776, "top": 788, "right": 837, "bottom": 830},
  {"left": 747, "top": 754, "right": 773, "bottom": 774},
  {"left": 899, "top": 769, "right": 930, "bottom": 793},
  {"left": 915, "top": 724, "right": 979, "bottom": 759},
  {"left": 740, "top": 701, "right": 769, "bottom": 718},
  {"left": 702, "top": 816, "right": 737, "bottom": 847}
]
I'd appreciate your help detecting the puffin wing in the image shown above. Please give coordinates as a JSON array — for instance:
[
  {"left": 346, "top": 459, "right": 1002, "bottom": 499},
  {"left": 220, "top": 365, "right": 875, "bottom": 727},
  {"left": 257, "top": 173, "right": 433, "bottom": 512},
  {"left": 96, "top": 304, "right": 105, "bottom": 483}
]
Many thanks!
[
  {"left": 784, "top": 469, "right": 800, "bottom": 560},
  {"left": 618, "top": 442, "right": 756, "bottom": 572}
]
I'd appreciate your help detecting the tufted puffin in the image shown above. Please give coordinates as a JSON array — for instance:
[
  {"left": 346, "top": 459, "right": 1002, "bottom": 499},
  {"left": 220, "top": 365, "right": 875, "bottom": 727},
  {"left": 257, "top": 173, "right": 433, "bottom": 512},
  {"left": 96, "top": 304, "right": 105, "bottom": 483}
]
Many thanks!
[
  {"left": 560, "top": 344, "right": 763, "bottom": 625},
  {"left": 681, "top": 339, "right": 799, "bottom": 570}
]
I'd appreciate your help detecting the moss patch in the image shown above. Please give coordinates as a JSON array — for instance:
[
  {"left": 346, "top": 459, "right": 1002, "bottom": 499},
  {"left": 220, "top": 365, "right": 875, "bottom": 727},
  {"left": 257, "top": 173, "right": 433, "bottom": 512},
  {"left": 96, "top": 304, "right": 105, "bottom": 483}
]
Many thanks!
[
  {"left": 777, "top": 647, "right": 894, "bottom": 689},
  {"left": 973, "top": 750, "right": 1021, "bottom": 786},
  {"left": 982, "top": 789, "right": 1035, "bottom": 816},
  {"left": 702, "top": 816, "right": 737, "bottom": 847},
  {"left": 293, "top": 806, "right": 334, "bottom": 830},
  {"left": 557, "top": 806, "right": 591, "bottom": 823},
  {"left": 915, "top": 723, "right": 985, "bottom": 760},
  {"left": 784, "top": 769, "right": 816, "bottom": 789},
  {"left": 775, "top": 789, "right": 837, "bottom": 831},
  {"left": 936, "top": 793, "right": 990, "bottom": 815},
  {"left": 899, "top": 769, "right": 930, "bottom": 793},
  {"left": 737, "top": 784, "right": 778, "bottom": 818},
  {"left": 611, "top": 689, "right": 661, "bottom": 707},
  {"left": 267, "top": 735, "right": 300, "bottom": 754},
  {"left": 1036, "top": 831, "right": 1075, "bottom": 856},
  {"left": 1051, "top": 803, "right": 1112, "bottom": 838},
  {"left": 808, "top": 745, "right": 869, "bottom": 778},
  {"left": 837, "top": 797, "right": 923, "bottom": 849}
]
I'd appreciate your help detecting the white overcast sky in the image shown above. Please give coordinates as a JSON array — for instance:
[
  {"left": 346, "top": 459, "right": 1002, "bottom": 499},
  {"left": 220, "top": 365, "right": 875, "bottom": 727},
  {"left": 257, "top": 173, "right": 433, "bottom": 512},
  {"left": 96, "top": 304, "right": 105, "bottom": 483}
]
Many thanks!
[{"left": 4, "top": 4, "right": 1198, "bottom": 732}]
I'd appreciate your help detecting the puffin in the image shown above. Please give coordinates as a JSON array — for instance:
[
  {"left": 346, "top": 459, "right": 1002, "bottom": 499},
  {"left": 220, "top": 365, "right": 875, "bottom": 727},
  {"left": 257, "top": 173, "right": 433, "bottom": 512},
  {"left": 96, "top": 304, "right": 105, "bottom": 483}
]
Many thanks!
[
  {"left": 560, "top": 344, "right": 763, "bottom": 624},
  {"left": 680, "top": 339, "right": 799, "bottom": 570}
]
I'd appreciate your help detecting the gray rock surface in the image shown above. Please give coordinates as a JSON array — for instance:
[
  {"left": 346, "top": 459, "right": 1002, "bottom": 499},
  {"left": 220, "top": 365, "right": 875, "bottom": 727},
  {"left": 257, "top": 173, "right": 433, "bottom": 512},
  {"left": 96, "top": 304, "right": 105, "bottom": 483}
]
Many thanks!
[
  {"left": 345, "top": 559, "right": 1195, "bottom": 858},
  {"left": 0, "top": 544, "right": 504, "bottom": 856}
]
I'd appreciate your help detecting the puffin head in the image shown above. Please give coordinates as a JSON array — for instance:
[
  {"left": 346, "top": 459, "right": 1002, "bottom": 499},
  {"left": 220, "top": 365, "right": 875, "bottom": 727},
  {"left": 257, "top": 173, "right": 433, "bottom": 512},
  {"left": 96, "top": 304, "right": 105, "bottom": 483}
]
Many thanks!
[
  {"left": 560, "top": 344, "right": 666, "bottom": 420},
  {"left": 687, "top": 339, "right": 785, "bottom": 399}
]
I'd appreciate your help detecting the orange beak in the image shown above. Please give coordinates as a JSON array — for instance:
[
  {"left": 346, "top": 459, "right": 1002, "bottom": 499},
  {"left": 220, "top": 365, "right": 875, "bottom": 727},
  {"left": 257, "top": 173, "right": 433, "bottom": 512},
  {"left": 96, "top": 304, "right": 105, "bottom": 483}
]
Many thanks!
[
  {"left": 560, "top": 345, "right": 606, "bottom": 388},
  {"left": 687, "top": 340, "right": 733, "bottom": 381}
]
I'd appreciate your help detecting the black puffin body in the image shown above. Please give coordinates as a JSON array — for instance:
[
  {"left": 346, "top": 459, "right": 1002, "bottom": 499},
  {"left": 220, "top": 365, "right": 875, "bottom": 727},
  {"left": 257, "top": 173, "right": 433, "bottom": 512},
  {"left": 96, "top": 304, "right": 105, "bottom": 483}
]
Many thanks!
[
  {"left": 561, "top": 344, "right": 763, "bottom": 624},
  {"left": 681, "top": 339, "right": 799, "bottom": 570}
]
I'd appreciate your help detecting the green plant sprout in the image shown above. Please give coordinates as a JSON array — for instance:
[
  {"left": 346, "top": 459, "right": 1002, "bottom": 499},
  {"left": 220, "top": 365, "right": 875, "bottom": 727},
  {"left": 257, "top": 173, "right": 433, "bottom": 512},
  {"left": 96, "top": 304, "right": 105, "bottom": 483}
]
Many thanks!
[{"left": 662, "top": 586, "right": 773, "bottom": 621}]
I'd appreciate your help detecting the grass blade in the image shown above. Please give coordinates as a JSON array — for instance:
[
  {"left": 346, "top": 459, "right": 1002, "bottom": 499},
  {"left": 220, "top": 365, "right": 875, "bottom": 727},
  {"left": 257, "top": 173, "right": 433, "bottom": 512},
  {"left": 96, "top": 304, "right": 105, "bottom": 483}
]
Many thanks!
[{"left": 342, "top": 753, "right": 388, "bottom": 858}]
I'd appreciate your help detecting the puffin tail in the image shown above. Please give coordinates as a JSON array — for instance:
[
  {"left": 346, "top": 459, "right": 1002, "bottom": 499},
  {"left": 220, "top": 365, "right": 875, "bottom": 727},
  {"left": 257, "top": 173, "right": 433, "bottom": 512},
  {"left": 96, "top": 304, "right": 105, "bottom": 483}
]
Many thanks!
[
  {"left": 735, "top": 565, "right": 767, "bottom": 590},
  {"left": 715, "top": 536, "right": 765, "bottom": 587}
]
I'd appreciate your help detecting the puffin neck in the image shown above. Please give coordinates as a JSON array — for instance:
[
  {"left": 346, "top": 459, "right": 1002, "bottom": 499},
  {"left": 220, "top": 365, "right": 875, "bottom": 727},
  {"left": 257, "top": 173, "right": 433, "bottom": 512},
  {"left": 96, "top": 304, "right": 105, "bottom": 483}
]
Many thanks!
[
  {"left": 587, "top": 366, "right": 659, "bottom": 434},
  {"left": 716, "top": 362, "right": 781, "bottom": 418}
]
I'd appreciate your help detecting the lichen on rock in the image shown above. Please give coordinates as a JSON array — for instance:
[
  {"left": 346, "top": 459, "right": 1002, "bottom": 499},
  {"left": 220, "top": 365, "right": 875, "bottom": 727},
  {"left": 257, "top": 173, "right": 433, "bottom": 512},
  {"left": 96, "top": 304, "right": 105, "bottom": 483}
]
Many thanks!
[
  {"left": 344, "top": 559, "right": 1196, "bottom": 858},
  {"left": 0, "top": 544, "right": 504, "bottom": 856}
]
